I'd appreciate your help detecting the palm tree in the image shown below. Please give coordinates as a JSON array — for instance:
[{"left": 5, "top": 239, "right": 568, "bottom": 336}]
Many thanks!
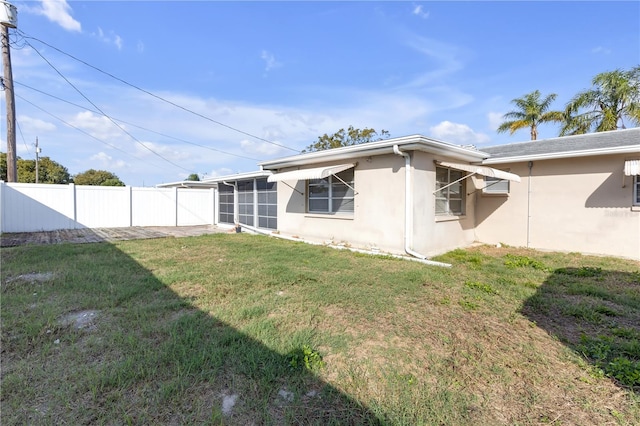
[
  {"left": 497, "top": 90, "right": 564, "bottom": 140},
  {"left": 561, "top": 66, "right": 640, "bottom": 136}
]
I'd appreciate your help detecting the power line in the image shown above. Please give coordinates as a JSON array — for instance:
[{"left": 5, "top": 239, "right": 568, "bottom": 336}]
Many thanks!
[
  {"left": 19, "top": 30, "right": 300, "bottom": 153},
  {"left": 22, "top": 38, "right": 192, "bottom": 173},
  {"left": 16, "top": 93, "right": 167, "bottom": 170},
  {"left": 15, "top": 117, "right": 31, "bottom": 156},
  {"left": 14, "top": 80, "right": 260, "bottom": 162}
]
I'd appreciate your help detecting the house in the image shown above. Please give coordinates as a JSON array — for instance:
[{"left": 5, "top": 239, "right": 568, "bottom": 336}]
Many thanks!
[
  {"left": 160, "top": 128, "right": 640, "bottom": 260},
  {"left": 259, "top": 128, "right": 640, "bottom": 260},
  {"left": 474, "top": 128, "right": 640, "bottom": 260},
  {"left": 259, "top": 135, "right": 521, "bottom": 259}
]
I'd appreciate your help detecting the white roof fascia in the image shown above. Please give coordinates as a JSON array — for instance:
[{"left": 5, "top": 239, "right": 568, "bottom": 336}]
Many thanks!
[
  {"left": 202, "top": 170, "right": 273, "bottom": 184},
  {"left": 156, "top": 181, "right": 218, "bottom": 188},
  {"left": 481, "top": 145, "right": 640, "bottom": 165},
  {"left": 259, "top": 135, "right": 486, "bottom": 170}
]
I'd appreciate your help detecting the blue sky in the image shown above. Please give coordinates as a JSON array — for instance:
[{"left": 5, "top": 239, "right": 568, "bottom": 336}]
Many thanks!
[{"left": 4, "top": 1, "right": 639, "bottom": 186}]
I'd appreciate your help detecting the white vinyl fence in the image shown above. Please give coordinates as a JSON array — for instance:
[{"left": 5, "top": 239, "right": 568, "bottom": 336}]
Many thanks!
[{"left": 0, "top": 182, "right": 216, "bottom": 233}]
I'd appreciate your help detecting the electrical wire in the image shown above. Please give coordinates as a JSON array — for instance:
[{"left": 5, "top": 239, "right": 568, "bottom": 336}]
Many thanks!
[
  {"left": 14, "top": 80, "right": 260, "bottom": 162},
  {"left": 16, "top": 93, "right": 171, "bottom": 171},
  {"left": 19, "top": 30, "right": 300, "bottom": 153},
  {"left": 22, "top": 38, "right": 193, "bottom": 173},
  {"left": 15, "top": 117, "right": 31, "bottom": 157}
]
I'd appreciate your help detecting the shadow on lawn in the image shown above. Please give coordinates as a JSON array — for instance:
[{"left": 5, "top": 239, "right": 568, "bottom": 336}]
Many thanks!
[
  {"left": 521, "top": 267, "right": 640, "bottom": 392},
  {"left": 0, "top": 242, "right": 383, "bottom": 425}
]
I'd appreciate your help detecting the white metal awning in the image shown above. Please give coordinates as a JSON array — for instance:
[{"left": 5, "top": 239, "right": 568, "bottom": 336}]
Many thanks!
[
  {"left": 267, "top": 163, "right": 355, "bottom": 182},
  {"left": 437, "top": 161, "right": 521, "bottom": 182},
  {"left": 624, "top": 159, "right": 640, "bottom": 176}
]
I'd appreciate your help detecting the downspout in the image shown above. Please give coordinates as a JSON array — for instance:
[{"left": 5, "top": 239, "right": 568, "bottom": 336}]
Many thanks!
[
  {"left": 393, "top": 145, "right": 428, "bottom": 260},
  {"left": 526, "top": 161, "right": 533, "bottom": 248}
]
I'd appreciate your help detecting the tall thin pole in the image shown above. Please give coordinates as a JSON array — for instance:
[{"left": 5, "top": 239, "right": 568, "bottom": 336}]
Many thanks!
[
  {"left": 35, "top": 136, "right": 40, "bottom": 183},
  {"left": 2, "top": 23, "right": 16, "bottom": 182}
]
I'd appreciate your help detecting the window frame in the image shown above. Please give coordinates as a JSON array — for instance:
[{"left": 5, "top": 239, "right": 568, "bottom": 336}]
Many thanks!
[
  {"left": 435, "top": 166, "right": 466, "bottom": 216},
  {"left": 307, "top": 169, "right": 355, "bottom": 215},
  {"left": 634, "top": 175, "right": 640, "bottom": 206}
]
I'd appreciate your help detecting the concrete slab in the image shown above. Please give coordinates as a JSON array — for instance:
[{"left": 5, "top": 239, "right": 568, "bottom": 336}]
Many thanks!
[{"left": 0, "top": 225, "right": 229, "bottom": 248}]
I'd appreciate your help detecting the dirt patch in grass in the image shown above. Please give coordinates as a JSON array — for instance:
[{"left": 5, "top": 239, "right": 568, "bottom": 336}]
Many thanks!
[{"left": 59, "top": 310, "right": 101, "bottom": 331}]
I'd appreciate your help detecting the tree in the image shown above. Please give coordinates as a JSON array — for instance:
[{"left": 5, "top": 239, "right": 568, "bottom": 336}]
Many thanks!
[
  {"left": 186, "top": 173, "right": 200, "bottom": 181},
  {"left": 0, "top": 152, "right": 6, "bottom": 181},
  {"left": 14, "top": 156, "right": 71, "bottom": 184},
  {"left": 74, "top": 169, "right": 125, "bottom": 186},
  {"left": 561, "top": 66, "right": 640, "bottom": 135},
  {"left": 497, "top": 90, "right": 564, "bottom": 140},
  {"left": 303, "top": 126, "right": 390, "bottom": 152}
]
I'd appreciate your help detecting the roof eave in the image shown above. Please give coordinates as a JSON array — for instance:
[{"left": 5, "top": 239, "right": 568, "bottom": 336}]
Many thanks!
[
  {"left": 481, "top": 145, "right": 640, "bottom": 165},
  {"left": 260, "top": 135, "right": 486, "bottom": 170},
  {"left": 201, "top": 170, "right": 273, "bottom": 184}
]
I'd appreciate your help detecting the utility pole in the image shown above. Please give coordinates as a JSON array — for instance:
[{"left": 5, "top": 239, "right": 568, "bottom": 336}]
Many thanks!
[
  {"left": 1, "top": 1, "right": 17, "bottom": 182},
  {"left": 35, "top": 136, "right": 41, "bottom": 183}
]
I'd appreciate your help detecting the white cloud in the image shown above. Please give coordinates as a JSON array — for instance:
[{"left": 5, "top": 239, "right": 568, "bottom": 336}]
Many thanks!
[
  {"left": 412, "top": 5, "right": 430, "bottom": 19},
  {"left": 34, "top": 0, "right": 81, "bottom": 32},
  {"left": 89, "top": 152, "right": 127, "bottom": 169},
  {"left": 261, "top": 50, "right": 282, "bottom": 72},
  {"left": 487, "top": 112, "right": 504, "bottom": 131},
  {"left": 95, "top": 27, "right": 124, "bottom": 50},
  {"left": 429, "top": 121, "right": 490, "bottom": 145},
  {"left": 137, "top": 40, "right": 145, "bottom": 54},
  {"left": 17, "top": 115, "right": 57, "bottom": 133},
  {"left": 202, "top": 168, "right": 235, "bottom": 179},
  {"left": 135, "top": 141, "right": 192, "bottom": 162},
  {"left": 69, "top": 111, "right": 125, "bottom": 140},
  {"left": 591, "top": 46, "right": 611, "bottom": 55},
  {"left": 240, "top": 139, "right": 286, "bottom": 157},
  {"left": 401, "top": 36, "right": 465, "bottom": 88}
]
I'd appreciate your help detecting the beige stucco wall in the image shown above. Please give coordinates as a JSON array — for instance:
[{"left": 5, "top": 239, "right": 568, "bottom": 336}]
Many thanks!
[
  {"left": 475, "top": 154, "right": 640, "bottom": 260},
  {"left": 275, "top": 151, "right": 478, "bottom": 256}
]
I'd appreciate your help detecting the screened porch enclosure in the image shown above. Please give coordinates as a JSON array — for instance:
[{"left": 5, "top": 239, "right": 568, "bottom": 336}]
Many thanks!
[{"left": 218, "top": 178, "right": 277, "bottom": 230}]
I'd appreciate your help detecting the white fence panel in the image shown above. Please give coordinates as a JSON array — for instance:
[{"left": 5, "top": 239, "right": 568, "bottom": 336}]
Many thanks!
[
  {"left": 131, "top": 187, "right": 178, "bottom": 226},
  {"left": 177, "top": 188, "right": 215, "bottom": 226},
  {"left": 0, "top": 182, "right": 216, "bottom": 233},
  {"left": 76, "top": 185, "right": 131, "bottom": 228},
  {"left": 1, "top": 183, "right": 75, "bottom": 232}
]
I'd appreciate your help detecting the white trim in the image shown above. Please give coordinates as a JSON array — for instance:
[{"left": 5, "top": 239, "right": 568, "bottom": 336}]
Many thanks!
[
  {"left": 624, "top": 159, "right": 640, "bottom": 176},
  {"left": 267, "top": 163, "right": 355, "bottom": 182},
  {"left": 482, "top": 146, "right": 640, "bottom": 165},
  {"left": 260, "top": 135, "right": 487, "bottom": 169},
  {"left": 436, "top": 161, "right": 521, "bottom": 182}
]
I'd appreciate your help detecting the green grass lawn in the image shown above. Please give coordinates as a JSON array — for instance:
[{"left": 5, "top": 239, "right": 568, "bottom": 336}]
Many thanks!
[{"left": 1, "top": 233, "right": 639, "bottom": 425}]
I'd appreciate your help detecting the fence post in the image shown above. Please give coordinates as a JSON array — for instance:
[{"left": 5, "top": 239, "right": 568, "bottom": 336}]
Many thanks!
[
  {"left": 0, "top": 181, "right": 4, "bottom": 233},
  {"left": 174, "top": 187, "right": 179, "bottom": 227},
  {"left": 127, "top": 186, "right": 133, "bottom": 227},
  {"left": 69, "top": 183, "right": 77, "bottom": 229}
]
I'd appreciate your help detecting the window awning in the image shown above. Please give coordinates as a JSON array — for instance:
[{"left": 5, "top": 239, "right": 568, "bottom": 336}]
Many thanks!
[
  {"left": 267, "top": 163, "right": 355, "bottom": 182},
  {"left": 437, "top": 161, "right": 521, "bottom": 182},
  {"left": 624, "top": 159, "right": 640, "bottom": 176}
]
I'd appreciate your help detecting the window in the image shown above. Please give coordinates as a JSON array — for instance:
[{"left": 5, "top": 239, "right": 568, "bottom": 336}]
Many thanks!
[
  {"left": 435, "top": 166, "right": 465, "bottom": 216},
  {"left": 308, "top": 169, "right": 354, "bottom": 214},
  {"left": 218, "top": 183, "right": 234, "bottom": 224},
  {"left": 634, "top": 175, "right": 640, "bottom": 206},
  {"left": 483, "top": 176, "right": 510, "bottom": 194}
]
